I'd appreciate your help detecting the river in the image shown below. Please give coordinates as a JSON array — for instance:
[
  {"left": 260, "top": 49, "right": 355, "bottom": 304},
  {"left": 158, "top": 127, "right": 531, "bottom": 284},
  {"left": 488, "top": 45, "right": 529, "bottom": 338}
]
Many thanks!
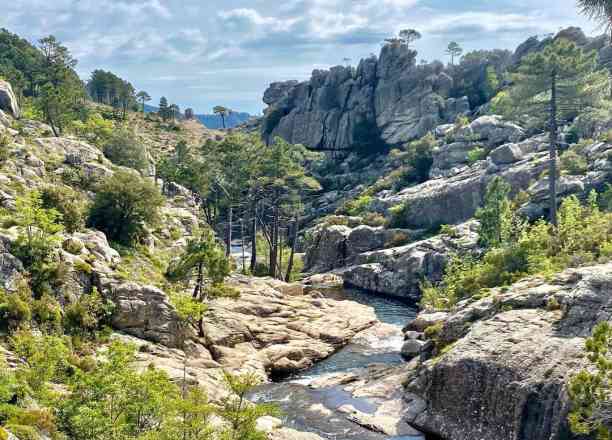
[{"left": 247, "top": 285, "right": 424, "bottom": 440}]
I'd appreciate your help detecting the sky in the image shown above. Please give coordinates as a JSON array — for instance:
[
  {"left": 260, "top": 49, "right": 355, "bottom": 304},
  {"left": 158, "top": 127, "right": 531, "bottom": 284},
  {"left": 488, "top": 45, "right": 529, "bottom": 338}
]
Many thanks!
[{"left": 0, "top": 0, "right": 600, "bottom": 115}]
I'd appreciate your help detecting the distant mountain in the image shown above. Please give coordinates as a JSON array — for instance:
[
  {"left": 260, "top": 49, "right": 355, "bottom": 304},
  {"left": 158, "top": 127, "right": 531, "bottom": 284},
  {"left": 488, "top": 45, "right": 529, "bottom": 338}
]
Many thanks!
[
  {"left": 143, "top": 104, "right": 250, "bottom": 129},
  {"left": 195, "top": 112, "right": 251, "bottom": 129}
]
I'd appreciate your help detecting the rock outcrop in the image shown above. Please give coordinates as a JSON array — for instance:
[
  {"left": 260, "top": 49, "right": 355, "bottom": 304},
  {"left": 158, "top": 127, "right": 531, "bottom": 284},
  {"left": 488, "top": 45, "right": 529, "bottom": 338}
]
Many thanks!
[
  {"left": 0, "top": 80, "right": 20, "bottom": 119},
  {"left": 401, "top": 263, "right": 612, "bottom": 440},
  {"left": 341, "top": 221, "right": 479, "bottom": 300},
  {"left": 262, "top": 44, "right": 470, "bottom": 152},
  {"left": 261, "top": 27, "right": 609, "bottom": 154}
]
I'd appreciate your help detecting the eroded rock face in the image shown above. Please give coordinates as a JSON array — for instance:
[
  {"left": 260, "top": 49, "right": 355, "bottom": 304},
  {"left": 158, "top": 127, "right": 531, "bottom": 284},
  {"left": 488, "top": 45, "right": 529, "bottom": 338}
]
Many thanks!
[
  {"left": 0, "top": 80, "right": 20, "bottom": 118},
  {"left": 379, "top": 145, "right": 549, "bottom": 230},
  {"left": 261, "top": 44, "right": 470, "bottom": 152},
  {"left": 341, "top": 221, "right": 479, "bottom": 300},
  {"left": 403, "top": 264, "right": 612, "bottom": 440},
  {"left": 109, "top": 282, "right": 185, "bottom": 347}
]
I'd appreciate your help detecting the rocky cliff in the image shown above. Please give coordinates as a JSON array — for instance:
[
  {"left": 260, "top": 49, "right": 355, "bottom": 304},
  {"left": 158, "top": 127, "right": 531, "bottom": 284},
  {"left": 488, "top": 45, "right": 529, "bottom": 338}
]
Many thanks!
[
  {"left": 261, "top": 27, "right": 611, "bottom": 154},
  {"left": 262, "top": 43, "right": 469, "bottom": 152}
]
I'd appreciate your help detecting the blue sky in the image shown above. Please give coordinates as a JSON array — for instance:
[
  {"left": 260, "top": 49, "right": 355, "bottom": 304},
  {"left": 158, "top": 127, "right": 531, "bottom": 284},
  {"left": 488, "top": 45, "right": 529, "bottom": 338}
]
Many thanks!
[{"left": 0, "top": 0, "right": 598, "bottom": 115}]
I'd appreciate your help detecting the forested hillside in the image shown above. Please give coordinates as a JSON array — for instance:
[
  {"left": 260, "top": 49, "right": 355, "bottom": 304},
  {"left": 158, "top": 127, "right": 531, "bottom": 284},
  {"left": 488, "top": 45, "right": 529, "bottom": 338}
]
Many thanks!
[{"left": 2, "top": 4, "right": 612, "bottom": 440}]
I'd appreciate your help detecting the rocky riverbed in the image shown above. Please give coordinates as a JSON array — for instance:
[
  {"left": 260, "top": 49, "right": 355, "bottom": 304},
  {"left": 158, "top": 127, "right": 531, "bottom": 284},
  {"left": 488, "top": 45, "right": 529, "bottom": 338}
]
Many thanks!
[{"left": 248, "top": 281, "right": 425, "bottom": 440}]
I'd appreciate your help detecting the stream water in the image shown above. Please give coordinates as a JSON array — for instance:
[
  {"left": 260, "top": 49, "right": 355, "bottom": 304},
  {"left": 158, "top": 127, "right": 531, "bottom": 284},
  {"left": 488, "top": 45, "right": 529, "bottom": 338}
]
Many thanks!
[{"left": 248, "top": 285, "right": 424, "bottom": 440}]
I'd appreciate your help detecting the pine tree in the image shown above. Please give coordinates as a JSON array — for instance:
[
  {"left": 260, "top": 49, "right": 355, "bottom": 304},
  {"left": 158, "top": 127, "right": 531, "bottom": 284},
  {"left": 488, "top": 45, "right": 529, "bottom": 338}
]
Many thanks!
[
  {"left": 475, "top": 177, "right": 513, "bottom": 248},
  {"left": 446, "top": 41, "right": 463, "bottom": 65},
  {"left": 136, "top": 90, "right": 151, "bottom": 113},
  {"left": 502, "top": 38, "right": 609, "bottom": 226},
  {"left": 213, "top": 106, "right": 229, "bottom": 128},
  {"left": 159, "top": 96, "right": 170, "bottom": 121}
]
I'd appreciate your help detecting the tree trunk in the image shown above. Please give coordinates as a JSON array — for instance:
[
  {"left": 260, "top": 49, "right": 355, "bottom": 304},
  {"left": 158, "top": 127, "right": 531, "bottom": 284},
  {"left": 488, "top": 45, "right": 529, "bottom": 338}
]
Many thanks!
[
  {"left": 250, "top": 202, "right": 257, "bottom": 273},
  {"left": 193, "top": 261, "right": 203, "bottom": 298},
  {"left": 549, "top": 70, "right": 559, "bottom": 227},
  {"left": 285, "top": 215, "right": 299, "bottom": 282},
  {"left": 269, "top": 206, "right": 278, "bottom": 278},
  {"left": 225, "top": 205, "right": 233, "bottom": 257},
  {"left": 240, "top": 217, "right": 246, "bottom": 274}
]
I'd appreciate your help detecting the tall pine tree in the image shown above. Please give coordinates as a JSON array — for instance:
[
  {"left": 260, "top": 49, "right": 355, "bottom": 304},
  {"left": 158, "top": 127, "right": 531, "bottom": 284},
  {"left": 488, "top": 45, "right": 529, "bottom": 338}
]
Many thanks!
[{"left": 502, "top": 38, "right": 608, "bottom": 225}]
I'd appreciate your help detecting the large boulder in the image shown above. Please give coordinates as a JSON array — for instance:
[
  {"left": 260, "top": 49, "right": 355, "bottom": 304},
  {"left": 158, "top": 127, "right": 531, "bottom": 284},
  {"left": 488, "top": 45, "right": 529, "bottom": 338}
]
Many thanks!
[
  {"left": 109, "top": 282, "right": 185, "bottom": 348},
  {"left": 453, "top": 115, "right": 524, "bottom": 147},
  {"left": 303, "top": 225, "right": 350, "bottom": 272},
  {"left": 404, "top": 263, "right": 612, "bottom": 440},
  {"left": 0, "top": 80, "right": 20, "bottom": 118},
  {"left": 342, "top": 221, "right": 479, "bottom": 300}
]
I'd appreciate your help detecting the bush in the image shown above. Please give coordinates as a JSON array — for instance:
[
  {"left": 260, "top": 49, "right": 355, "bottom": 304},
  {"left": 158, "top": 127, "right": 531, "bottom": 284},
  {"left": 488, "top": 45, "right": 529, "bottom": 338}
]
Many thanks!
[
  {"left": 561, "top": 150, "right": 588, "bottom": 176},
  {"left": 404, "top": 133, "right": 436, "bottom": 183},
  {"left": 70, "top": 113, "right": 113, "bottom": 146},
  {"left": 422, "top": 192, "right": 612, "bottom": 310},
  {"left": 389, "top": 201, "right": 410, "bottom": 228},
  {"left": 102, "top": 127, "right": 149, "bottom": 172},
  {"left": 467, "top": 146, "right": 487, "bottom": 165},
  {"left": 41, "top": 185, "right": 87, "bottom": 233},
  {"left": 385, "top": 231, "right": 410, "bottom": 247},
  {"left": 87, "top": 170, "right": 164, "bottom": 245},
  {"left": 343, "top": 195, "right": 373, "bottom": 216},
  {"left": 454, "top": 114, "right": 470, "bottom": 128},
  {"left": 0, "top": 288, "right": 32, "bottom": 325},
  {"left": 63, "top": 288, "right": 114, "bottom": 336},
  {"left": 319, "top": 215, "right": 349, "bottom": 227}
]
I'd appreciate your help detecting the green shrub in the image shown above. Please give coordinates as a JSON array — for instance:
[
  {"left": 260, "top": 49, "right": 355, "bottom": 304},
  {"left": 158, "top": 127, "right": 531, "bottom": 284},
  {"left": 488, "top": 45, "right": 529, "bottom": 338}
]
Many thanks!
[
  {"left": 561, "top": 150, "right": 588, "bottom": 176},
  {"left": 31, "top": 294, "right": 62, "bottom": 329},
  {"left": 319, "top": 215, "right": 349, "bottom": 227},
  {"left": 87, "top": 170, "right": 164, "bottom": 245},
  {"left": 389, "top": 201, "right": 410, "bottom": 228},
  {"left": 439, "top": 224, "right": 459, "bottom": 238},
  {"left": 569, "top": 322, "right": 612, "bottom": 438},
  {"left": 467, "top": 147, "right": 487, "bottom": 165},
  {"left": 343, "top": 195, "right": 373, "bottom": 216},
  {"left": 0, "top": 288, "right": 32, "bottom": 325},
  {"left": 102, "top": 127, "right": 149, "bottom": 172},
  {"left": 63, "top": 288, "right": 114, "bottom": 336},
  {"left": 70, "top": 113, "right": 113, "bottom": 146},
  {"left": 403, "top": 133, "right": 436, "bottom": 183},
  {"left": 41, "top": 185, "right": 87, "bottom": 233},
  {"left": 454, "top": 114, "right": 470, "bottom": 128},
  {"left": 422, "top": 192, "right": 612, "bottom": 311}
]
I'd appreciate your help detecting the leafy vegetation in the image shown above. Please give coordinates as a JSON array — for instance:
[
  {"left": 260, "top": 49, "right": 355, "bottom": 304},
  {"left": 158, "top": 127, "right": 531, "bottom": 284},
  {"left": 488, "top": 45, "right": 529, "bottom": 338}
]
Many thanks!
[
  {"left": 422, "top": 182, "right": 612, "bottom": 310},
  {"left": 569, "top": 321, "right": 612, "bottom": 439},
  {"left": 87, "top": 170, "right": 164, "bottom": 245}
]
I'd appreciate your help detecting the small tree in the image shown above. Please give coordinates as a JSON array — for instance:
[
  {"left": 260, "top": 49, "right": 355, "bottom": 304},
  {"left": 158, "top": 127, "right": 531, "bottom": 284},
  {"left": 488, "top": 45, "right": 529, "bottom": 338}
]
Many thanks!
[
  {"left": 502, "top": 38, "right": 609, "bottom": 226},
  {"left": 446, "top": 41, "right": 463, "bottom": 65},
  {"left": 166, "top": 228, "right": 237, "bottom": 335},
  {"left": 8, "top": 191, "right": 64, "bottom": 267},
  {"left": 218, "top": 371, "right": 280, "bottom": 440},
  {"left": 399, "top": 29, "right": 421, "bottom": 48},
  {"left": 102, "top": 127, "right": 149, "bottom": 172},
  {"left": 159, "top": 96, "right": 170, "bottom": 121},
  {"left": 213, "top": 106, "right": 230, "bottom": 128},
  {"left": 136, "top": 91, "right": 151, "bottom": 113},
  {"left": 569, "top": 321, "right": 612, "bottom": 439},
  {"left": 87, "top": 170, "right": 164, "bottom": 245},
  {"left": 184, "top": 108, "right": 194, "bottom": 120},
  {"left": 475, "top": 177, "right": 514, "bottom": 248}
]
